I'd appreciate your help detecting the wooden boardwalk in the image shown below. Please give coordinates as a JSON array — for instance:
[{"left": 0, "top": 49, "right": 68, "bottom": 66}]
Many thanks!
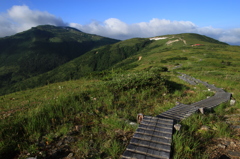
[
  {"left": 157, "top": 103, "right": 199, "bottom": 122},
  {"left": 122, "top": 116, "right": 174, "bottom": 159},
  {"left": 122, "top": 73, "right": 231, "bottom": 159},
  {"left": 178, "top": 73, "right": 232, "bottom": 110}
]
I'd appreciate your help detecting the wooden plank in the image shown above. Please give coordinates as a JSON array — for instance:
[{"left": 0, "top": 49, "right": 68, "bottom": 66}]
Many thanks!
[
  {"left": 122, "top": 150, "right": 133, "bottom": 158},
  {"left": 147, "top": 148, "right": 170, "bottom": 158},
  {"left": 130, "top": 139, "right": 171, "bottom": 152},
  {"left": 134, "top": 133, "right": 152, "bottom": 141},
  {"left": 139, "top": 124, "right": 173, "bottom": 134},
  {"left": 135, "top": 145, "right": 148, "bottom": 154},
  {"left": 133, "top": 132, "right": 172, "bottom": 144},
  {"left": 146, "top": 156, "right": 162, "bottom": 159},
  {"left": 136, "top": 128, "right": 172, "bottom": 139},
  {"left": 157, "top": 114, "right": 182, "bottom": 121},
  {"left": 160, "top": 109, "right": 198, "bottom": 119},
  {"left": 141, "top": 121, "right": 173, "bottom": 129},
  {"left": 132, "top": 152, "right": 148, "bottom": 159},
  {"left": 122, "top": 149, "right": 168, "bottom": 159},
  {"left": 133, "top": 133, "right": 172, "bottom": 144},
  {"left": 141, "top": 122, "right": 173, "bottom": 130},
  {"left": 149, "top": 142, "right": 171, "bottom": 152},
  {"left": 143, "top": 117, "right": 172, "bottom": 125},
  {"left": 126, "top": 144, "right": 170, "bottom": 159},
  {"left": 144, "top": 116, "right": 174, "bottom": 124},
  {"left": 160, "top": 109, "right": 196, "bottom": 117}
]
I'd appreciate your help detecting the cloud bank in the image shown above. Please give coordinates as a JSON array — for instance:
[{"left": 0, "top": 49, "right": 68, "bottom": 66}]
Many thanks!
[
  {"left": 70, "top": 18, "right": 198, "bottom": 40},
  {"left": 70, "top": 19, "right": 240, "bottom": 45},
  {"left": 0, "top": 5, "right": 240, "bottom": 45},
  {"left": 0, "top": 5, "right": 66, "bottom": 37}
]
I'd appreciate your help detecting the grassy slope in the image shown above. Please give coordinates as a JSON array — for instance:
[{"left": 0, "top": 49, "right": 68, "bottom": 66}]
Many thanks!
[
  {"left": 7, "top": 33, "right": 227, "bottom": 94},
  {"left": 1, "top": 33, "right": 240, "bottom": 158},
  {"left": 0, "top": 25, "right": 120, "bottom": 95},
  {"left": 6, "top": 38, "right": 152, "bottom": 93}
]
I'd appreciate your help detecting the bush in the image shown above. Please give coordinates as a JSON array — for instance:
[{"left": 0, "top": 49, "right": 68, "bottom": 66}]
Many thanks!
[
  {"left": 106, "top": 71, "right": 166, "bottom": 92},
  {"left": 166, "top": 56, "right": 188, "bottom": 61}
]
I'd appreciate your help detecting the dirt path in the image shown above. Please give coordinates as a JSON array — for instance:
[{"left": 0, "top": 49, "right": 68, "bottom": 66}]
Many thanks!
[{"left": 165, "top": 37, "right": 187, "bottom": 46}]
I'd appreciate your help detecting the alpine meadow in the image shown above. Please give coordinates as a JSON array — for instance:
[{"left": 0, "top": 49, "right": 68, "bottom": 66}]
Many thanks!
[{"left": 1, "top": 25, "right": 240, "bottom": 159}]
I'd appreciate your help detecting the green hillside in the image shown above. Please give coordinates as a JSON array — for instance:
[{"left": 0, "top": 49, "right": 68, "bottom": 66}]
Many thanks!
[
  {"left": 1, "top": 32, "right": 240, "bottom": 158},
  {"left": 0, "top": 25, "right": 120, "bottom": 95},
  {"left": 2, "top": 33, "right": 229, "bottom": 95},
  {"left": 7, "top": 38, "right": 151, "bottom": 91}
]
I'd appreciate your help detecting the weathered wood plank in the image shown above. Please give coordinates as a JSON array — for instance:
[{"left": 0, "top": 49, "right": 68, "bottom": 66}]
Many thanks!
[
  {"left": 141, "top": 121, "right": 173, "bottom": 129},
  {"left": 136, "top": 128, "right": 172, "bottom": 139},
  {"left": 122, "top": 150, "right": 133, "bottom": 158},
  {"left": 125, "top": 144, "right": 169, "bottom": 159},
  {"left": 133, "top": 133, "right": 172, "bottom": 144},
  {"left": 139, "top": 124, "right": 173, "bottom": 134},
  {"left": 144, "top": 116, "right": 173, "bottom": 124}
]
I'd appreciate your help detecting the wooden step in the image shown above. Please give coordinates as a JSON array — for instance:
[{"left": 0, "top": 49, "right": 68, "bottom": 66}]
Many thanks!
[{"left": 122, "top": 116, "right": 173, "bottom": 159}]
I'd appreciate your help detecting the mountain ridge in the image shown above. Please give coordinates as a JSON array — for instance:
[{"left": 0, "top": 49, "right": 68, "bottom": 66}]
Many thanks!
[
  {"left": 0, "top": 25, "right": 120, "bottom": 95},
  {"left": 0, "top": 27, "right": 229, "bottom": 95},
  {"left": 2, "top": 33, "right": 227, "bottom": 94}
]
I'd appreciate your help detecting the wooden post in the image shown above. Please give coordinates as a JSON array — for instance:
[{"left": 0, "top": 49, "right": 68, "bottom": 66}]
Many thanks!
[
  {"left": 230, "top": 98, "right": 236, "bottom": 106},
  {"left": 137, "top": 113, "right": 144, "bottom": 124},
  {"left": 199, "top": 107, "right": 205, "bottom": 114},
  {"left": 174, "top": 124, "right": 181, "bottom": 131}
]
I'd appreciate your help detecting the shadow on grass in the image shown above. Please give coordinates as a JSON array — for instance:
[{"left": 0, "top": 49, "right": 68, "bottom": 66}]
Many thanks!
[{"left": 165, "top": 80, "right": 190, "bottom": 93}]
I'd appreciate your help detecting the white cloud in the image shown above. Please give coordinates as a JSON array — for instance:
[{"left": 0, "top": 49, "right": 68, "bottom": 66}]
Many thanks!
[
  {"left": 70, "top": 18, "right": 240, "bottom": 45},
  {"left": 0, "top": 5, "right": 239, "bottom": 45},
  {"left": 219, "top": 28, "right": 240, "bottom": 45},
  {"left": 0, "top": 14, "right": 16, "bottom": 37},
  {"left": 70, "top": 18, "right": 197, "bottom": 40},
  {"left": 197, "top": 26, "right": 223, "bottom": 37},
  {"left": 0, "top": 5, "right": 66, "bottom": 37},
  {"left": 70, "top": 18, "right": 131, "bottom": 40}
]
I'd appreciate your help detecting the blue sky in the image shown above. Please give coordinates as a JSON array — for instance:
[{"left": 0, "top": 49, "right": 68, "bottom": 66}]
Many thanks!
[{"left": 1, "top": 0, "right": 240, "bottom": 45}]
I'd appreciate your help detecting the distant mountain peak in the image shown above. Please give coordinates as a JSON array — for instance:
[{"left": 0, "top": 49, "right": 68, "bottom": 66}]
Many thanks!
[
  {"left": 32, "top": 25, "right": 83, "bottom": 32},
  {"left": 60, "top": 26, "right": 83, "bottom": 32},
  {"left": 0, "top": 24, "right": 120, "bottom": 95}
]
